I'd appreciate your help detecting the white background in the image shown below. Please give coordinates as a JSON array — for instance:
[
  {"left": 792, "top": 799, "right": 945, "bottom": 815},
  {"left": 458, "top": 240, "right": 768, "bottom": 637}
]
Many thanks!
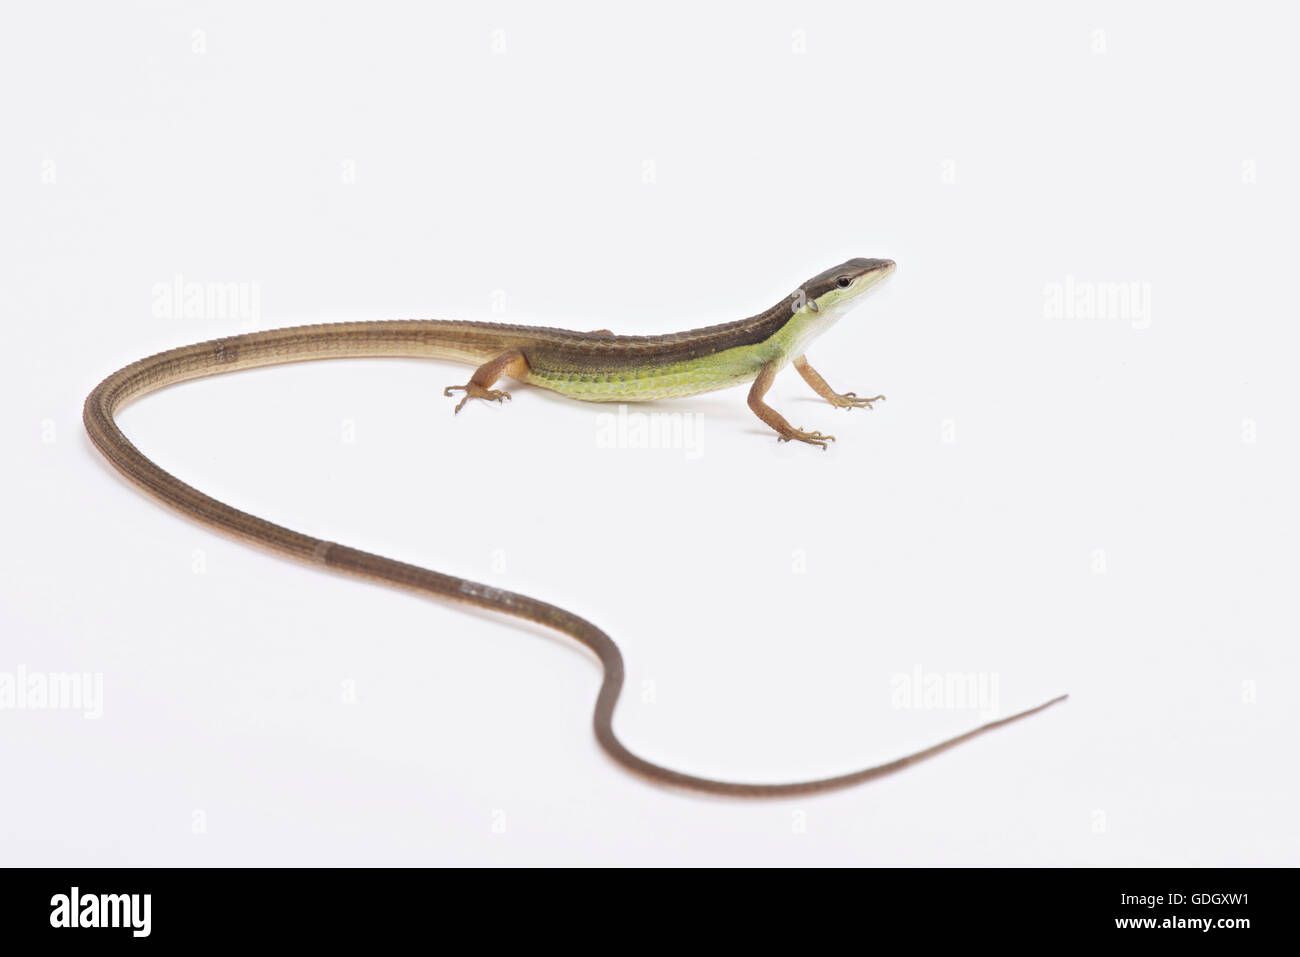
[{"left": 2, "top": 2, "right": 1296, "bottom": 866}]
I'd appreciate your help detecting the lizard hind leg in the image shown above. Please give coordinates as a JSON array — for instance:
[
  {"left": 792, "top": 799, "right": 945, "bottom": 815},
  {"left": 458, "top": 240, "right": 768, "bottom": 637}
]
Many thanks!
[{"left": 444, "top": 350, "right": 531, "bottom": 414}]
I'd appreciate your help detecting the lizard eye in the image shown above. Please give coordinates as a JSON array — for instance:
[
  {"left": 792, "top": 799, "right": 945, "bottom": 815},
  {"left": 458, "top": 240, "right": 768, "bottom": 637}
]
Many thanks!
[{"left": 836, "top": 277, "right": 852, "bottom": 288}]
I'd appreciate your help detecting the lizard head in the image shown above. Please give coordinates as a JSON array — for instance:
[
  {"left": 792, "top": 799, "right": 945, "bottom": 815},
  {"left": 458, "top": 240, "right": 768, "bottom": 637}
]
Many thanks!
[
  {"left": 798, "top": 258, "right": 896, "bottom": 315},
  {"left": 768, "top": 258, "right": 895, "bottom": 362}
]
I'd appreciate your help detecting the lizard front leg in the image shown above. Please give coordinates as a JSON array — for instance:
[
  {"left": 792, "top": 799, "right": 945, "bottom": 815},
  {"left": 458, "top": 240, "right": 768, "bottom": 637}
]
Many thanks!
[
  {"left": 748, "top": 361, "right": 835, "bottom": 450},
  {"left": 444, "top": 350, "right": 530, "bottom": 414},
  {"left": 794, "top": 355, "right": 884, "bottom": 410}
]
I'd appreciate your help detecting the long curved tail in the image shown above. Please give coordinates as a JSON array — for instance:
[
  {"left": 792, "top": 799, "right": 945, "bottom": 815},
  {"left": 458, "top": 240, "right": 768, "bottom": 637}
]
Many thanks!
[{"left": 84, "top": 321, "right": 1067, "bottom": 797}]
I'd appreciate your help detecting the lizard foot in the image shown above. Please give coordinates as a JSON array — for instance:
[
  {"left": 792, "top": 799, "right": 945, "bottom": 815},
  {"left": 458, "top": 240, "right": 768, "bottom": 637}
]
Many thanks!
[
  {"left": 444, "top": 383, "right": 512, "bottom": 414},
  {"left": 777, "top": 427, "right": 835, "bottom": 450},
  {"left": 828, "top": 392, "right": 885, "bottom": 410}
]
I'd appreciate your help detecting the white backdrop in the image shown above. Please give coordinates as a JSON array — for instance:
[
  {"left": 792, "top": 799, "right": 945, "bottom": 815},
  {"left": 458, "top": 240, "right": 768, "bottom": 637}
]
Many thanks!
[{"left": 2, "top": 2, "right": 1296, "bottom": 866}]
